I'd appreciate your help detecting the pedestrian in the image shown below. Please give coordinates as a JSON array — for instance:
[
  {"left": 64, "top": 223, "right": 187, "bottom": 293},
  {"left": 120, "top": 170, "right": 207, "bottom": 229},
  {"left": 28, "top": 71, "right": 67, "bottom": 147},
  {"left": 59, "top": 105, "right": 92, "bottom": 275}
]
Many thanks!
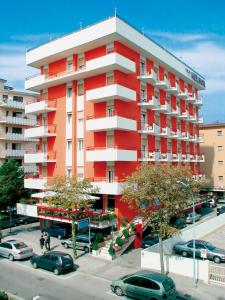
[
  {"left": 44, "top": 233, "right": 50, "bottom": 251},
  {"left": 47, "top": 234, "right": 51, "bottom": 251},
  {"left": 39, "top": 235, "right": 45, "bottom": 253}
]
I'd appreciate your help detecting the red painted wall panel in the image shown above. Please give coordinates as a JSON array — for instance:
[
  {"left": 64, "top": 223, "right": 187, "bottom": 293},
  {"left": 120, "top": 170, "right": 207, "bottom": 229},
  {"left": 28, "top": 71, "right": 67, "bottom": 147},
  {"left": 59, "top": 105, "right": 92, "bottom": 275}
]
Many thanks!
[
  {"left": 158, "top": 66, "right": 164, "bottom": 80},
  {"left": 85, "top": 45, "right": 106, "bottom": 61},
  {"left": 48, "top": 59, "right": 67, "bottom": 76},
  {"left": 160, "top": 90, "right": 166, "bottom": 105}
]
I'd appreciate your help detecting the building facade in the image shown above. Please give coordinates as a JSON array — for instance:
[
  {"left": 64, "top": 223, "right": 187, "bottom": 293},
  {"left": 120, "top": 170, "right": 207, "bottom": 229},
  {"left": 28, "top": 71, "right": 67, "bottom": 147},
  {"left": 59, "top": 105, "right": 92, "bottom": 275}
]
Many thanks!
[
  {"left": 0, "top": 79, "right": 38, "bottom": 173},
  {"left": 200, "top": 123, "right": 225, "bottom": 197},
  {"left": 23, "top": 16, "right": 205, "bottom": 223}
]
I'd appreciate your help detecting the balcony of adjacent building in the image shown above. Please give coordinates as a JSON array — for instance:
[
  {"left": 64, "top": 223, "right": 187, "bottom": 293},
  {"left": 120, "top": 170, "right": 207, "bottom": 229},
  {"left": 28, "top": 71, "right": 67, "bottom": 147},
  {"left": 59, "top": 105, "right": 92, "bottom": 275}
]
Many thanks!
[
  {"left": 25, "top": 98, "right": 57, "bottom": 115},
  {"left": 139, "top": 150, "right": 172, "bottom": 163},
  {"left": 23, "top": 165, "right": 38, "bottom": 174},
  {"left": 24, "top": 151, "right": 56, "bottom": 164},
  {"left": 194, "top": 97, "right": 203, "bottom": 107},
  {"left": 86, "top": 146, "right": 137, "bottom": 162},
  {"left": 171, "top": 129, "right": 182, "bottom": 140},
  {"left": 155, "top": 76, "right": 170, "bottom": 90},
  {"left": 152, "top": 101, "right": 171, "bottom": 113},
  {"left": 86, "top": 83, "right": 136, "bottom": 103},
  {"left": 24, "top": 124, "right": 56, "bottom": 139},
  {"left": 188, "top": 114, "right": 197, "bottom": 123},
  {"left": 0, "top": 116, "right": 37, "bottom": 126},
  {"left": 25, "top": 51, "right": 136, "bottom": 92},
  {"left": 86, "top": 112, "right": 137, "bottom": 132},
  {"left": 24, "top": 176, "right": 54, "bottom": 190},
  {"left": 138, "top": 123, "right": 160, "bottom": 136},
  {"left": 0, "top": 149, "right": 25, "bottom": 159},
  {"left": 196, "top": 154, "right": 205, "bottom": 162},
  {"left": 178, "top": 89, "right": 189, "bottom": 100},
  {"left": 160, "top": 126, "right": 171, "bottom": 138},
  {"left": 182, "top": 153, "right": 190, "bottom": 163},
  {"left": 167, "top": 106, "right": 180, "bottom": 117},
  {"left": 194, "top": 116, "right": 204, "bottom": 125},
  {"left": 138, "top": 96, "right": 160, "bottom": 109},
  {"left": 172, "top": 153, "right": 182, "bottom": 163},
  {"left": 189, "top": 134, "right": 197, "bottom": 142},
  {"left": 187, "top": 93, "right": 198, "bottom": 103},
  {"left": 181, "top": 131, "right": 189, "bottom": 141},
  {"left": 166, "top": 82, "right": 180, "bottom": 95},
  {"left": 0, "top": 132, "right": 38, "bottom": 142},
  {"left": 178, "top": 110, "right": 189, "bottom": 120},
  {"left": 89, "top": 177, "right": 125, "bottom": 195},
  {"left": 190, "top": 154, "right": 197, "bottom": 163},
  {"left": 196, "top": 134, "right": 204, "bottom": 143},
  {"left": 0, "top": 96, "right": 25, "bottom": 110}
]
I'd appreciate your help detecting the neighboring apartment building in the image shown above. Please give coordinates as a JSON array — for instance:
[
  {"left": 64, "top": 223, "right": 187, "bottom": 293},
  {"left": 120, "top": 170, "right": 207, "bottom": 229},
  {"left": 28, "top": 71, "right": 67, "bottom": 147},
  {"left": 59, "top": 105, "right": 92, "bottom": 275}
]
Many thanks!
[
  {"left": 0, "top": 78, "right": 38, "bottom": 173},
  {"left": 200, "top": 123, "right": 225, "bottom": 198},
  {"left": 22, "top": 16, "right": 205, "bottom": 225}
]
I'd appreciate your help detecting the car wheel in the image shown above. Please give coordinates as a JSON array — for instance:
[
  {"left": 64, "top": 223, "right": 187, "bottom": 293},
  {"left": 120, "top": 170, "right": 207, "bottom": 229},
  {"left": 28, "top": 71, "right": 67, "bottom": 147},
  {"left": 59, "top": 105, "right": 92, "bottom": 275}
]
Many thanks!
[
  {"left": 64, "top": 243, "right": 69, "bottom": 249},
  {"left": 114, "top": 286, "right": 123, "bottom": 296},
  {"left": 54, "top": 268, "right": 60, "bottom": 275},
  {"left": 8, "top": 254, "right": 14, "bottom": 261},
  {"left": 84, "top": 246, "right": 89, "bottom": 253},
  {"left": 58, "top": 235, "right": 62, "bottom": 240},
  {"left": 213, "top": 256, "right": 221, "bottom": 264},
  {"left": 32, "top": 262, "right": 38, "bottom": 269},
  {"left": 181, "top": 251, "right": 188, "bottom": 257}
]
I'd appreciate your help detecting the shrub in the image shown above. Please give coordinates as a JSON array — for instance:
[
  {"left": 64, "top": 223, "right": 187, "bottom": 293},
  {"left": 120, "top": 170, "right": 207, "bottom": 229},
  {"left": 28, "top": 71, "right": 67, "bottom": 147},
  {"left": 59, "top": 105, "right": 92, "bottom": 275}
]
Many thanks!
[
  {"left": 92, "top": 240, "right": 99, "bottom": 251},
  {"left": 0, "top": 291, "right": 8, "bottom": 300},
  {"left": 121, "top": 217, "right": 128, "bottom": 227},
  {"left": 122, "top": 229, "right": 130, "bottom": 239},
  {"left": 115, "top": 236, "right": 123, "bottom": 247},
  {"left": 96, "top": 232, "right": 103, "bottom": 243},
  {"left": 130, "top": 222, "right": 136, "bottom": 231},
  {"left": 108, "top": 243, "right": 115, "bottom": 257}
]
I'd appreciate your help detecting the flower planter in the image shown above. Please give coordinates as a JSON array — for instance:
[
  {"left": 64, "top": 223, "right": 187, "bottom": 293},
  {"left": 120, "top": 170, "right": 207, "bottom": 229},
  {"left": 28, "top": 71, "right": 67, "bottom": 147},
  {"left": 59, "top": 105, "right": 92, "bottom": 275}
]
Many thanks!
[{"left": 92, "top": 249, "right": 100, "bottom": 256}]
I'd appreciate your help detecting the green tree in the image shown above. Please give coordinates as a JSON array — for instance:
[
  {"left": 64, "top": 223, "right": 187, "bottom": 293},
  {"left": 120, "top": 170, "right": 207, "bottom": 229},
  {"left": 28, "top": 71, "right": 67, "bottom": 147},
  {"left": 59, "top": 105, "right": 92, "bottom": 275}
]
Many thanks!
[
  {"left": 47, "top": 176, "right": 99, "bottom": 258},
  {"left": 122, "top": 164, "right": 204, "bottom": 274},
  {"left": 0, "top": 160, "right": 31, "bottom": 210}
]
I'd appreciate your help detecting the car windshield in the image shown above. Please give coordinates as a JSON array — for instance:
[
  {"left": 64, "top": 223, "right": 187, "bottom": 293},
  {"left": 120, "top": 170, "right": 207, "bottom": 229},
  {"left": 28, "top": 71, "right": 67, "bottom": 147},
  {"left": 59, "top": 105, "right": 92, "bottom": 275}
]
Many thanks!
[
  {"left": 162, "top": 278, "right": 175, "bottom": 292},
  {"left": 14, "top": 242, "right": 27, "bottom": 249},
  {"left": 61, "top": 255, "right": 72, "bottom": 263},
  {"left": 205, "top": 242, "right": 216, "bottom": 251}
]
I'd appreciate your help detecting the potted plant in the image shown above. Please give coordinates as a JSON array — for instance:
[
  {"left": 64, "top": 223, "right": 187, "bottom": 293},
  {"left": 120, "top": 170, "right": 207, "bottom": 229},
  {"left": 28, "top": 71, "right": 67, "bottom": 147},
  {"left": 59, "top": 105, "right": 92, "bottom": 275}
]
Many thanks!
[
  {"left": 108, "top": 243, "right": 115, "bottom": 258},
  {"left": 92, "top": 240, "right": 99, "bottom": 255},
  {"left": 122, "top": 228, "right": 130, "bottom": 242},
  {"left": 0, "top": 291, "right": 8, "bottom": 300},
  {"left": 115, "top": 236, "right": 123, "bottom": 247},
  {"left": 130, "top": 222, "right": 136, "bottom": 232}
]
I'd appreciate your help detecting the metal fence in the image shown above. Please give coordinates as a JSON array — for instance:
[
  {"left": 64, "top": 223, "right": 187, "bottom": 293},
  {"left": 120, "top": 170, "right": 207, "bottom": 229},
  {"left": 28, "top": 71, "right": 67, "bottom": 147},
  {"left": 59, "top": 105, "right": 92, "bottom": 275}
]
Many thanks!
[{"left": 209, "top": 264, "right": 225, "bottom": 285}]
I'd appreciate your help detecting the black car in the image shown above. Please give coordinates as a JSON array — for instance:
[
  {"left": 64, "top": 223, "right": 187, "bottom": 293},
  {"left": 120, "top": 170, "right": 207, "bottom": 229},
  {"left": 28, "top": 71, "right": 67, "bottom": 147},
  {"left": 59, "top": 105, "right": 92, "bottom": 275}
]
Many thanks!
[
  {"left": 42, "top": 225, "right": 71, "bottom": 239},
  {"left": 30, "top": 251, "right": 74, "bottom": 275},
  {"left": 0, "top": 216, "right": 16, "bottom": 229},
  {"left": 217, "top": 205, "right": 225, "bottom": 216},
  {"left": 142, "top": 236, "right": 159, "bottom": 248},
  {"left": 14, "top": 215, "right": 38, "bottom": 225},
  {"left": 170, "top": 217, "right": 186, "bottom": 229}
]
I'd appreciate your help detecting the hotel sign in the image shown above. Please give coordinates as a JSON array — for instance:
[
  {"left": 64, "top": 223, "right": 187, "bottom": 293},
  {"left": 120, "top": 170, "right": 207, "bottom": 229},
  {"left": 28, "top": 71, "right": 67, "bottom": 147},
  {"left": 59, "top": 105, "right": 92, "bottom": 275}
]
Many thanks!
[{"left": 185, "top": 68, "right": 205, "bottom": 88}]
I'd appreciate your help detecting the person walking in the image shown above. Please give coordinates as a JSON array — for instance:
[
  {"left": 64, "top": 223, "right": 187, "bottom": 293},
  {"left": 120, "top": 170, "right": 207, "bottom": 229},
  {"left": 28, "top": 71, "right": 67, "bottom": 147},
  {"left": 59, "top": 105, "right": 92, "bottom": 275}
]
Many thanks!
[
  {"left": 47, "top": 234, "right": 51, "bottom": 251},
  {"left": 44, "top": 233, "right": 50, "bottom": 251},
  {"left": 39, "top": 235, "right": 45, "bottom": 253}
]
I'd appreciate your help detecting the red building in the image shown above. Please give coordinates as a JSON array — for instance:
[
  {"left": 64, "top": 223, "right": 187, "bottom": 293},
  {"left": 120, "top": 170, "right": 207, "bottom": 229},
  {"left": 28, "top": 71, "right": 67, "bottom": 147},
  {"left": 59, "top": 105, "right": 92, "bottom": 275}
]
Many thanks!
[{"left": 22, "top": 16, "right": 205, "bottom": 228}]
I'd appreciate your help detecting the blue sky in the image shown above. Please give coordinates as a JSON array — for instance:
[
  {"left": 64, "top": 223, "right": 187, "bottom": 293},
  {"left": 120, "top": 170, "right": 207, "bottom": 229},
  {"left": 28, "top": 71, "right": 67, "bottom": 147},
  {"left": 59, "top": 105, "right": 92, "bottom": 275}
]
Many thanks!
[{"left": 1, "top": 0, "right": 225, "bottom": 123}]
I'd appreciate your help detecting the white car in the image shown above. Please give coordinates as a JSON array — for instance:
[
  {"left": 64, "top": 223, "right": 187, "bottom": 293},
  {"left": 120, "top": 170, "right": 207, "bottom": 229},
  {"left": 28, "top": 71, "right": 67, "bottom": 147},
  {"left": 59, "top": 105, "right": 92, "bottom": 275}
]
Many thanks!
[
  {"left": 0, "top": 240, "right": 33, "bottom": 261},
  {"left": 186, "top": 212, "right": 201, "bottom": 224}
]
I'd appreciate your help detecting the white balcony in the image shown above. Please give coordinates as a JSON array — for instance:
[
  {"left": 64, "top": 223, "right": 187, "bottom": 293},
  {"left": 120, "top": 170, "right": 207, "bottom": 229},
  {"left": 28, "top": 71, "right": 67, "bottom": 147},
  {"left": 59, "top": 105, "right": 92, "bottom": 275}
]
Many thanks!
[
  {"left": 179, "top": 111, "right": 189, "bottom": 120},
  {"left": 182, "top": 154, "right": 190, "bottom": 163},
  {"left": 171, "top": 130, "right": 182, "bottom": 140},
  {"left": 188, "top": 114, "right": 197, "bottom": 122},
  {"left": 25, "top": 125, "right": 56, "bottom": 138},
  {"left": 195, "top": 98, "right": 203, "bottom": 106},
  {"left": 24, "top": 177, "right": 47, "bottom": 190},
  {"left": 197, "top": 154, "right": 205, "bottom": 162},
  {"left": 167, "top": 106, "right": 180, "bottom": 117},
  {"left": 188, "top": 94, "right": 197, "bottom": 103},
  {"left": 0, "top": 99, "right": 25, "bottom": 110},
  {"left": 160, "top": 127, "right": 171, "bottom": 138},
  {"left": 153, "top": 102, "right": 171, "bottom": 113},
  {"left": 138, "top": 70, "right": 157, "bottom": 84},
  {"left": 166, "top": 83, "right": 180, "bottom": 95},
  {"left": 197, "top": 116, "right": 204, "bottom": 124},
  {"left": 86, "top": 148, "right": 137, "bottom": 162},
  {"left": 86, "top": 116, "right": 136, "bottom": 132},
  {"left": 159, "top": 152, "right": 172, "bottom": 162},
  {"left": 91, "top": 181, "right": 124, "bottom": 195},
  {"left": 197, "top": 135, "right": 204, "bottom": 143},
  {"left": 24, "top": 152, "right": 56, "bottom": 164},
  {"left": 148, "top": 151, "right": 161, "bottom": 162},
  {"left": 178, "top": 89, "right": 189, "bottom": 99},
  {"left": 181, "top": 132, "right": 189, "bottom": 141},
  {"left": 23, "top": 165, "right": 38, "bottom": 174},
  {"left": 0, "top": 116, "right": 37, "bottom": 126},
  {"left": 25, "top": 53, "right": 135, "bottom": 92},
  {"left": 0, "top": 133, "right": 38, "bottom": 142},
  {"left": 86, "top": 84, "right": 136, "bottom": 103},
  {"left": 189, "top": 134, "right": 197, "bottom": 142},
  {"left": 190, "top": 154, "right": 197, "bottom": 163},
  {"left": 139, "top": 123, "right": 160, "bottom": 136},
  {"left": 6, "top": 150, "right": 25, "bottom": 157},
  {"left": 172, "top": 153, "right": 182, "bottom": 162},
  {"left": 155, "top": 78, "right": 170, "bottom": 90},
  {"left": 25, "top": 99, "right": 57, "bottom": 115},
  {"left": 138, "top": 97, "right": 159, "bottom": 109}
]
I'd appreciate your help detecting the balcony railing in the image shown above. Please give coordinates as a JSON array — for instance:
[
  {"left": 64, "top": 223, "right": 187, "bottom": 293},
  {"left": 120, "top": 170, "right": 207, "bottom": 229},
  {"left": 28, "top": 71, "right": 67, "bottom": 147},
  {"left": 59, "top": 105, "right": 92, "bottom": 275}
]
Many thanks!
[
  {"left": 24, "top": 124, "right": 56, "bottom": 138},
  {"left": 0, "top": 116, "right": 37, "bottom": 126},
  {"left": 25, "top": 98, "right": 57, "bottom": 115},
  {"left": 178, "top": 89, "right": 189, "bottom": 99},
  {"left": 24, "top": 151, "right": 56, "bottom": 164},
  {"left": 0, "top": 132, "right": 38, "bottom": 142},
  {"left": 160, "top": 127, "right": 171, "bottom": 138},
  {"left": 139, "top": 123, "right": 160, "bottom": 135},
  {"left": 155, "top": 77, "right": 170, "bottom": 90},
  {"left": 166, "top": 82, "right": 180, "bottom": 95},
  {"left": 0, "top": 98, "right": 25, "bottom": 110},
  {"left": 86, "top": 146, "right": 137, "bottom": 162},
  {"left": 138, "top": 96, "right": 159, "bottom": 109},
  {"left": 138, "top": 70, "right": 158, "bottom": 84}
]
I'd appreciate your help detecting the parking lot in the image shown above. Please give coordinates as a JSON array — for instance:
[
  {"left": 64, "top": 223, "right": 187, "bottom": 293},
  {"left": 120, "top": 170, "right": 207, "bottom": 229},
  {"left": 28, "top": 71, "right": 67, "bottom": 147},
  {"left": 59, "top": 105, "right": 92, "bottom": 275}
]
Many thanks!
[{"left": 203, "top": 224, "right": 225, "bottom": 250}]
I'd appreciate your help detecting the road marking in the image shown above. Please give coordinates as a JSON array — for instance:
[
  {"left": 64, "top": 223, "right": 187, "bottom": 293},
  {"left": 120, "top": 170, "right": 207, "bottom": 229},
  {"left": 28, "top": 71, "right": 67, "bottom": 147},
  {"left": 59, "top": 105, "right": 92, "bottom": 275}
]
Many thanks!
[{"left": 32, "top": 296, "right": 40, "bottom": 300}]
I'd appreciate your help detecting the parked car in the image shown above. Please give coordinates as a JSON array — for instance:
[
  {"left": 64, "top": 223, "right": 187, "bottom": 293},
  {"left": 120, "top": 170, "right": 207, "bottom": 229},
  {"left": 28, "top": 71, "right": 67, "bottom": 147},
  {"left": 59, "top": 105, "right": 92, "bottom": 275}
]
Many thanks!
[
  {"left": 170, "top": 217, "right": 186, "bottom": 229},
  {"left": 186, "top": 212, "right": 201, "bottom": 224},
  {"left": 30, "top": 251, "right": 74, "bottom": 275},
  {"left": 142, "top": 236, "right": 159, "bottom": 248},
  {"left": 0, "top": 217, "right": 16, "bottom": 229},
  {"left": 0, "top": 240, "right": 33, "bottom": 261},
  {"left": 111, "top": 270, "right": 176, "bottom": 299},
  {"left": 61, "top": 234, "right": 96, "bottom": 252},
  {"left": 14, "top": 215, "right": 38, "bottom": 225},
  {"left": 42, "top": 225, "right": 71, "bottom": 239},
  {"left": 173, "top": 239, "right": 225, "bottom": 264},
  {"left": 217, "top": 205, "right": 225, "bottom": 216}
]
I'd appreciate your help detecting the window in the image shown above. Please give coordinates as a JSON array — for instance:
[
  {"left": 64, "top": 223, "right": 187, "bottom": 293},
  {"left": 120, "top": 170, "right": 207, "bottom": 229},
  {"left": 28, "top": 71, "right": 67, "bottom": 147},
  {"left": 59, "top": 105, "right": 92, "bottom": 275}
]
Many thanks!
[
  {"left": 140, "top": 87, "right": 146, "bottom": 100},
  {"left": 195, "top": 243, "right": 206, "bottom": 250},
  {"left": 140, "top": 60, "right": 146, "bottom": 75},
  {"left": 218, "top": 161, "right": 223, "bottom": 166},
  {"left": 124, "top": 276, "right": 140, "bottom": 286},
  {"left": 77, "top": 83, "right": 84, "bottom": 96},
  {"left": 217, "top": 130, "right": 223, "bottom": 136},
  {"left": 77, "top": 173, "right": 84, "bottom": 181},
  {"left": 217, "top": 146, "right": 223, "bottom": 152},
  {"left": 106, "top": 73, "right": 114, "bottom": 85},
  {"left": 2, "top": 95, "right": 8, "bottom": 102},
  {"left": 67, "top": 113, "right": 72, "bottom": 124},
  {"left": 107, "top": 169, "right": 114, "bottom": 183},
  {"left": 5, "top": 143, "right": 8, "bottom": 150},
  {"left": 77, "top": 55, "right": 85, "bottom": 70},
  {"left": 107, "top": 107, "right": 114, "bottom": 117},
  {"left": 218, "top": 176, "right": 223, "bottom": 182},
  {"left": 78, "top": 139, "right": 84, "bottom": 151},
  {"left": 6, "top": 111, "right": 9, "bottom": 116},
  {"left": 13, "top": 96, "right": 23, "bottom": 103},
  {"left": 50, "top": 255, "right": 59, "bottom": 262},
  {"left": 67, "top": 168, "right": 72, "bottom": 178},
  {"left": 67, "top": 60, "right": 73, "bottom": 72},
  {"left": 12, "top": 127, "right": 22, "bottom": 134},
  {"left": 12, "top": 143, "right": 21, "bottom": 150},
  {"left": 13, "top": 112, "right": 22, "bottom": 118},
  {"left": 106, "top": 43, "right": 114, "bottom": 54},
  {"left": 67, "top": 87, "right": 72, "bottom": 98},
  {"left": 67, "top": 141, "right": 72, "bottom": 151}
]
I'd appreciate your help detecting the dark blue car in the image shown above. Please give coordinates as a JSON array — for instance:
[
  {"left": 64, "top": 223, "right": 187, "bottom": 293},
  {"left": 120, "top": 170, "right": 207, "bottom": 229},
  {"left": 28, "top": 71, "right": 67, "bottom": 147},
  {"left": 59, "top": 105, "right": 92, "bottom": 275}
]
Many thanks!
[{"left": 42, "top": 225, "right": 71, "bottom": 240}]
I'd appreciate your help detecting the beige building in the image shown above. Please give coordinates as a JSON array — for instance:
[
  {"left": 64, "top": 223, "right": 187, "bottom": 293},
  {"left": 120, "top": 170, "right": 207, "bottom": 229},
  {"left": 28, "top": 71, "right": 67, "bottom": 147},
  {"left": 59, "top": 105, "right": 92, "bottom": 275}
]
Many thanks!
[
  {"left": 0, "top": 78, "right": 38, "bottom": 174},
  {"left": 200, "top": 123, "right": 225, "bottom": 197}
]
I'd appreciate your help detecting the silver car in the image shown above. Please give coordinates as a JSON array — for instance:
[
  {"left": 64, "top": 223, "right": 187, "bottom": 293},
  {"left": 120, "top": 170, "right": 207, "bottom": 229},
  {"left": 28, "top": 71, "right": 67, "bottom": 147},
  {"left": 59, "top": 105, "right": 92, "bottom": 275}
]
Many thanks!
[
  {"left": 173, "top": 240, "right": 225, "bottom": 263},
  {"left": 186, "top": 212, "right": 201, "bottom": 224},
  {"left": 0, "top": 240, "right": 33, "bottom": 261}
]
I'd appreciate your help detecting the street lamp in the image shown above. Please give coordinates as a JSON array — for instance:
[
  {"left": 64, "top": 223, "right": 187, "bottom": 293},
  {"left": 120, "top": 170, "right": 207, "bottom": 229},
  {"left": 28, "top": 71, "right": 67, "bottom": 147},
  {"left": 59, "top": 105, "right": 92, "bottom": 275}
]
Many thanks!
[{"left": 179, "top": 181, "right": 197, "bottom": 287}]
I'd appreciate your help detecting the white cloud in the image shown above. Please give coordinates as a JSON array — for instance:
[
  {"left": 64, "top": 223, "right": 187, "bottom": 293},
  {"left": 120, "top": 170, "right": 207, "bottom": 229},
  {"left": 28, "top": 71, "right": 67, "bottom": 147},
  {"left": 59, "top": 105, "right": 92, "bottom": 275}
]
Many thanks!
[
  {"left": 11, "top": 33, "right": 62, "bottom": 43},
  {"left": 148, "top": 31, "right": 209, "bottom": 43}
]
